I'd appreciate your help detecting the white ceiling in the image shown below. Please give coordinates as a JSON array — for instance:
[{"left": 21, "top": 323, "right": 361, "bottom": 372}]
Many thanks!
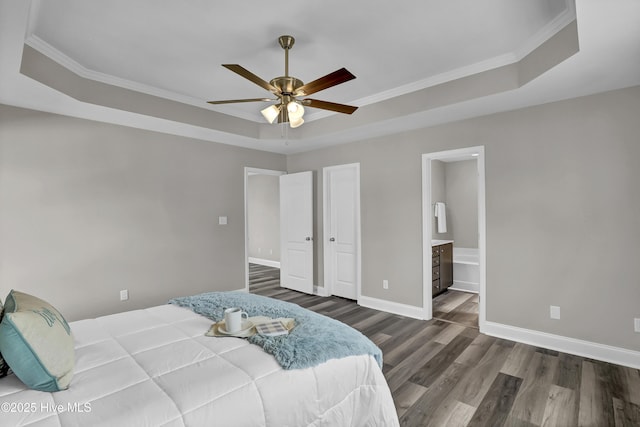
[{"left": 1, "top": 0, "right": 639, "bottom": 154}]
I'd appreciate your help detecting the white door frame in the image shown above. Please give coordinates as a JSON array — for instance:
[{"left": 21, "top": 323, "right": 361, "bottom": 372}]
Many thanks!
[
  {"left": 243, "top": 167, "right": 286, "bottom": 292},
  {"left": 322, "top": 163, "right": 362, "bottom": 300},
  {"left": 421, "top": 146, "right": 486, "bottom": 331}
]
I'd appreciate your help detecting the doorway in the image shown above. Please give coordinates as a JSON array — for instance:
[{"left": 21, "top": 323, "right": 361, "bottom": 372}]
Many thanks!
[
  {"left": 243, "top": 167, "right": 285, "bottom": 292},
  {"left": 279, "top": 171, "right": 314, "bottom": 294},
  {"left": 323, "top": 163, "right": 361, "bottom": 300},
  {"left": 422, "top": 147, "right": 486, "bottom": 331}
]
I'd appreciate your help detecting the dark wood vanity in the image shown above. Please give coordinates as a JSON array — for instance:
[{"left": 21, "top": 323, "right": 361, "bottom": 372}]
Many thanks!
[{"left": 432, "top": 242, "right": 453, "bottom": 297}]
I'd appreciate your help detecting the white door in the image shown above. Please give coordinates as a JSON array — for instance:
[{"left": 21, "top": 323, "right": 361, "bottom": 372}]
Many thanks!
[
  {"left": 279, "top": 171, "right": 314, "bottom": 294},
  {"left": 324, "top": 164, "right": 360, "bottom": 300}
]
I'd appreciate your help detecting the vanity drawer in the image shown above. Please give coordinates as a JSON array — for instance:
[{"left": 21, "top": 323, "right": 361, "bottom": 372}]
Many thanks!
[
  {"left": 432, "top": 256, "right": 440, "bottom": 268},
  {"left": 432, "top": 266, "right": 440, "bottom": 281},
  {"left": 432, "top": 279, "right": 441, "bottom": 294},
  {"left": 432, "top": 247, "right": 440, "bottom": 257}
]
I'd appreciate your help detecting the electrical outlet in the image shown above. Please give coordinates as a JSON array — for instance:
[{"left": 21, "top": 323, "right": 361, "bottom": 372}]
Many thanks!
[
  {"left": 382, "top": 279, "right": 389, "bottom": 290},
  {"left": 550, "top": 305, "right": 560, "bottom": 320},
  {"left": 634, "top": 318, "right": 640, "bottom": 333},
  {"left": 120, "top": 290, "right": 129, "bottom": 301}
]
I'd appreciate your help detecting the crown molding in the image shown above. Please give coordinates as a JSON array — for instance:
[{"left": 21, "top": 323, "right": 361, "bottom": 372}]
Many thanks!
[
  {"left": 511, "top": 0, "right": 576, "bottom": 62},
  {"left": 23, "top": 34, "right": 263, "bottom": 123},
  {"left": 305, "top": 0, "right": 576, "bottom": 122}
]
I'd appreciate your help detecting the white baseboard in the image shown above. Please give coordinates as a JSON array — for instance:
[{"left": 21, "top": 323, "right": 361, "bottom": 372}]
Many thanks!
[
  {"left": 450, "top": 281, "right": 479, "bottom": 294},
  {"left": 345, "top": 297, "right": 640, "bottom": 369},
  {"left": 448, "top": 287, "right": 479, "bottom": 294},
  {"left": 358, "top": 295, "right": 424, "bottom": 320},
  {"left": 248, "top": 257, "right": 280, "bottom": 268},
  {"left": 483, "top": 321, "right": 640, "bottom": 369}
]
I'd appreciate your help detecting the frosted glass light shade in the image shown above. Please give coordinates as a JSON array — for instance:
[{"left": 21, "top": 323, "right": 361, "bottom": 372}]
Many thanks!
[
  {"left": 289, "top": 117, "right": 304, "bottom": 128},
  {"left": 261, "top": 105, "right": 281, "bottom": 123},
  {"left": 287, "top": 101, "right": 305, "bottom": 120}
]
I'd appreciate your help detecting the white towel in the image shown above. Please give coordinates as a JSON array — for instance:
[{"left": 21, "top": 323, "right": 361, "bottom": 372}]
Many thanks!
[{"left": 434, "top": 202, "right": 447, "bottom": 233}]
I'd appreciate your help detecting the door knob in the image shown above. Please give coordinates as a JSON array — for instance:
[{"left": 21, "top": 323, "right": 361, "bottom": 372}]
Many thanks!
[
  {"left": 329, "top": 237, "right": 335, "bottom": 242},
  {"left": 305, "top": 237, "right": 313, "bottom": 241}
]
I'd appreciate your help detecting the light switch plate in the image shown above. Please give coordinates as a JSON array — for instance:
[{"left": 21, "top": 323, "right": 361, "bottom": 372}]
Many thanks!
[
  {"left": 218, "top": 216, "right": 227, "bottom": 225},
  {"left": 550, "top": 305, "right": 560, "bottom": 320},
  {"left": 634, "top": 318, "right": 640, "bottom": 333}
]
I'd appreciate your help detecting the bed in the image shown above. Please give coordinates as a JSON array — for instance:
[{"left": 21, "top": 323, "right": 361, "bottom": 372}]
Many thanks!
[{"left": 0, "top": 291, "right": 399, "bottom": 426}]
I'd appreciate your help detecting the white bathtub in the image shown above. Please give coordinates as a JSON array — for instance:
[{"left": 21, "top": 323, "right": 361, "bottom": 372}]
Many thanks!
[{"left": 452, "top": 247, "right": 479, "bottom": 293}]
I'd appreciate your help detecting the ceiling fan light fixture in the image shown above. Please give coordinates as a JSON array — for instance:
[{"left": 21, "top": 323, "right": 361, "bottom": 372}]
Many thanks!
[
  {"left": 261, "top": 104, "right": 281, "bottom": 124},
  {"left": 289, "top": 116, "right": 304, "bottom": 128},
  {"left": 287, "top": 101, "right": 305, "bottom": 120},
  {"left": 208, "top": 35, "right": 358, "bottom": 131}
]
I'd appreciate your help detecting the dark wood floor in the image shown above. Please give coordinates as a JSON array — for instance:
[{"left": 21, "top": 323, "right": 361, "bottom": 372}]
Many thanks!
[
  {"left": 433, "top": 288, "right": 479, "bottom": 329},
  {"left": 249, "top": 263, "right": 640, "bottom": 427}
]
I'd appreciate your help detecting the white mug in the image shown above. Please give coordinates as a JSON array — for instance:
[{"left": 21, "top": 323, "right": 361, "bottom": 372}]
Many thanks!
[{"left": 224, "top": 307, "right": 249, "bottom": 333}]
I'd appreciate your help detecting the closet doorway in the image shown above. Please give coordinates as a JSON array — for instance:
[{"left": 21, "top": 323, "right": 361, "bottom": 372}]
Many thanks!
[
  {"left": 421, "top": 147, "right": 486, "bottom": 331},
  {"left": 323, "top": 163, "right": 361, "bottom": 301}
]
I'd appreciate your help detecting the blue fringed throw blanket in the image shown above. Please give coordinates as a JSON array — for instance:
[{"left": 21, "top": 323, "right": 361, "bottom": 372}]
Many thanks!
[{"left": 169, "top": 292, "right": 383, "bottom": 370}]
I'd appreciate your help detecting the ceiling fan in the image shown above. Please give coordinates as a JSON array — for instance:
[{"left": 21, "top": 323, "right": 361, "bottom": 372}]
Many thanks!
[{"left": 207, "top": 35, "right": 358, "bottom": 128}]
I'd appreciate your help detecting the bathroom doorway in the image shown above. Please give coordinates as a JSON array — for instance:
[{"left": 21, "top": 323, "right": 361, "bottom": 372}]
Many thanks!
[{"left": 421, "top": 147, "right": 486, "bottom": 331}]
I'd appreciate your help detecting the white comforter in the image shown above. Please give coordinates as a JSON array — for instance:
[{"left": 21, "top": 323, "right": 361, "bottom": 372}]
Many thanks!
[{"left": 0, "top": 304, "right": 399, "bottom": 426}]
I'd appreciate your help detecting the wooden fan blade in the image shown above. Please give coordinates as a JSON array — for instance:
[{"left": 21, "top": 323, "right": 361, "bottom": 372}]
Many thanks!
[
  {"left": 302, "top": 98, "right": 358, "bottom": 114},
  {"left": 294, "top": 68, "right": 356, "bottom": 97},
  {"left": 222, "top": 64, "right": 279, "bottom": 94},
  {"left": 207, "top": 98, "right": 274, "bottom": 105}
]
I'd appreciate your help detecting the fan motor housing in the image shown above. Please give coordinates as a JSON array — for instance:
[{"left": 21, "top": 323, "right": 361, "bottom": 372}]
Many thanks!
[{"left": 270, "top": 76, "right": 304, "bottom": 95}]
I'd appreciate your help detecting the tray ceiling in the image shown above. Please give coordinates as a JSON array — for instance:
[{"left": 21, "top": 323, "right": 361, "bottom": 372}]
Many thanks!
[
  {"left": 25, "top": 0, "right": 571, "bottom": 123},
  {"left": 1, "top": 0, "right": 639, "bottom": 154}
]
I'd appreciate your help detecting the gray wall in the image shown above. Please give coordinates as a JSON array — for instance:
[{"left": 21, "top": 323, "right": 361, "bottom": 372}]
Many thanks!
[
  {"left": 445, "top": 160, "right": 478, "bottom": 248},
  {"left": 430, "top": 160, "right": 453, "bottom": 240},
  {"left": 2, "top": 86, "right": 639, "bottom": 354},
  {"left": 247, "top": 174, "right": 280, "bottom": 262},
  {"left": 288, "top": 86, "right": 640, "bottom": 352},
  {"left": 0, "top": 105, "right": 285, "bottom": 321}
]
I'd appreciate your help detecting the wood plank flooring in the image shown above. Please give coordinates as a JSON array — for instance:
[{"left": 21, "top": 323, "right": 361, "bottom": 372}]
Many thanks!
[
  {"left": 249, "top": 263, "right": 640, "bottom": 427},
  {"left": 433, "top": 289, "right": 479, "bottom": 329}
]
